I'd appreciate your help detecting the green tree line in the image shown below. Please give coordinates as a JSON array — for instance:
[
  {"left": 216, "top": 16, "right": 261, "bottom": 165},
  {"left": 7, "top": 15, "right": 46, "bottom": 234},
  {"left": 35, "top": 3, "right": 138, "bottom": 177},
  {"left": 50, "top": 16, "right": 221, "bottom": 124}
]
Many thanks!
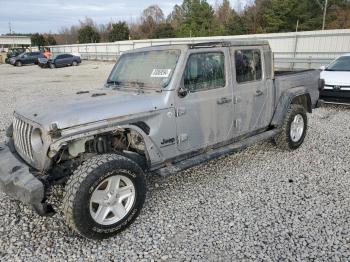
[{"left": 31, "top": 0, "right": 350, "bottom": 45}]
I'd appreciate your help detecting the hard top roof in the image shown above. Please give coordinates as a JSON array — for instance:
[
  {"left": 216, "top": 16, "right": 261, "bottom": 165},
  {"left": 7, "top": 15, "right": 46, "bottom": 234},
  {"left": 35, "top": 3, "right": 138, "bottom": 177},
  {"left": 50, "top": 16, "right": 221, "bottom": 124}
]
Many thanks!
[{"left": 124, "top": 39, "right": 270, "bottom": 54}]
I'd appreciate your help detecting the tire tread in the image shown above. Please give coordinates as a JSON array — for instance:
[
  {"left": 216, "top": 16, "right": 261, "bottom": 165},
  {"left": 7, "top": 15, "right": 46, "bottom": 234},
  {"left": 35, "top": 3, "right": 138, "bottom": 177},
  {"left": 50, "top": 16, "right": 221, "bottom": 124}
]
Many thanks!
[
  {"left": 274, "top": 104, "right": 307, "bottom": 151},
  {"left": 62, "top": 154, "right": 139, "bottom": 237}
]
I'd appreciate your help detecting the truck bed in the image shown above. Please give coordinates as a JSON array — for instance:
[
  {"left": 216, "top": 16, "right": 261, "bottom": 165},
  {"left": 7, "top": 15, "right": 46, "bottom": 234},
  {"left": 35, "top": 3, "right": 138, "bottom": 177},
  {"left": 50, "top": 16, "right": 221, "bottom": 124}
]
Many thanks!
[{"left": 273, "top": 69, "right": 320, "bottom": 109}]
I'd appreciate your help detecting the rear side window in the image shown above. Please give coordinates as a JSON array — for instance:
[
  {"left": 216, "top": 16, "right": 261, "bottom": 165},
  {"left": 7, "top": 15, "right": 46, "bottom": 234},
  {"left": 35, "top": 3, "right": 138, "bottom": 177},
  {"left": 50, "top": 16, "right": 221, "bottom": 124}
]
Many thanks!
[
  {"left": 235, "top": 49, "right": 262, "bottom": 83},
  {"left": 184, "top": 52, "right": 225, "bottom": 92}
]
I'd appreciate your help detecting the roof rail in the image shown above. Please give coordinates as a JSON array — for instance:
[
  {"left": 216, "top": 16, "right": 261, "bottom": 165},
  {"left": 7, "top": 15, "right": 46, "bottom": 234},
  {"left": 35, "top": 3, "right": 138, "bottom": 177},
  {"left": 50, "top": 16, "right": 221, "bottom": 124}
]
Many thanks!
[
  {"left": 189, "top": 40, "right": 270, "bottom": 49},
  {"left": 189, "top": 41, "right": 230, "bottom": 49}
]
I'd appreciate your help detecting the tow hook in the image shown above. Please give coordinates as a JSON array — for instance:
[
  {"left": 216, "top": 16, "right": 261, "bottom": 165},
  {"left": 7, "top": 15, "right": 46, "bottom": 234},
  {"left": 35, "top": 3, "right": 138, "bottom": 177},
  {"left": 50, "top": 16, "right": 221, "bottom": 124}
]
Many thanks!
[{"left": 32, "top": 202, "right": 55, "bottom": 217}]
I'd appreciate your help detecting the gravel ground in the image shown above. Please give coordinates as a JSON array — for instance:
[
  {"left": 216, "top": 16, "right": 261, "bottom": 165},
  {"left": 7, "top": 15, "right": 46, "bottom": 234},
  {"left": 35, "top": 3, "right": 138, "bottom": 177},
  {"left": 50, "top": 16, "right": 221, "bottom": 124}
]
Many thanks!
[{"left": 0, "top": 62, "right": 349, "bottom": 261}]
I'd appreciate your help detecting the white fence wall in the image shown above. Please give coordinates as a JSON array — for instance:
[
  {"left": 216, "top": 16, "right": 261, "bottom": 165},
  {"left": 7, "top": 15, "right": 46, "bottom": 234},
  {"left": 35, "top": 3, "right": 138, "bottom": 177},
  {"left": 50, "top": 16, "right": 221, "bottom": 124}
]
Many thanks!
[{"left": 49, "top": 29, "right": 350, "bottom": 69}]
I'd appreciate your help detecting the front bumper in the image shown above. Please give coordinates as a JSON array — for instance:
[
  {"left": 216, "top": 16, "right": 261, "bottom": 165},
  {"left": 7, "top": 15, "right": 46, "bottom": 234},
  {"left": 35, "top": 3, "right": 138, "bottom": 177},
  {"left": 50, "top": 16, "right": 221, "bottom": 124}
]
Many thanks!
[
  {"left": 0, "top": 142, "right": 52, "bottom": 215},
  {"left": 320, "top": 89, "right": 350, "bottom": 105},
  {"left": 38, "top": 63, "right": 48, "bottom": 68}
]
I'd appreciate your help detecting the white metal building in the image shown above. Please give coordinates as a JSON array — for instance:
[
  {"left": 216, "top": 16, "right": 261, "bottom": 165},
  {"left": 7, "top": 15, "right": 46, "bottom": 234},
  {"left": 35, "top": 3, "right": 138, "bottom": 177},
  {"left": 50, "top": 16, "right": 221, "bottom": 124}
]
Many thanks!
[
  {"left": 0, "top": 35, "right": 31, "bottom": 51},
  {"left": 49, "top": 29, "right": 350, "bottom": 69}
]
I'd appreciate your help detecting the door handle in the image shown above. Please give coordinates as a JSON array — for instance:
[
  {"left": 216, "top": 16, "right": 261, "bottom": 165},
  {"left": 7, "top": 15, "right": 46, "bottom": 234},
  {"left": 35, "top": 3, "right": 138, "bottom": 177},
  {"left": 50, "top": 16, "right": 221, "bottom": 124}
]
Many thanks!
[
  {"left": 217, "top": 97, "right": 232, "bottom": 105},
  {"left": 255, "top": 90, "right": 264, "bottom": 96}
]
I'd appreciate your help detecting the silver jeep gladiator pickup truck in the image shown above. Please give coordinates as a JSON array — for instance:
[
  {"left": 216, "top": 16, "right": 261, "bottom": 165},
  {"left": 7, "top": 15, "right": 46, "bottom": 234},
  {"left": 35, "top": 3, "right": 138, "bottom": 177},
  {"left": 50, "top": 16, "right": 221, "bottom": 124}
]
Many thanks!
[{"left": 0, "top": 41, "right": 324, "bottom": 239}]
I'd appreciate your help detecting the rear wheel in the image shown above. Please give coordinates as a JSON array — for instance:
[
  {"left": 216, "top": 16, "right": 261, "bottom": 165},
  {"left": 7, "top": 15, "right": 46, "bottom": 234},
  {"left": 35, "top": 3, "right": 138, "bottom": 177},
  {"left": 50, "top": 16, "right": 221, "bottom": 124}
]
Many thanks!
[
  {"left": 62, "top": 154, "right": 146, "bottom": 240},
  {"left": 274, "top": 104, "right": 307, "bottom": 150},
  {"left": 16, "top": 61, "right": 22, "bottom": 67}
]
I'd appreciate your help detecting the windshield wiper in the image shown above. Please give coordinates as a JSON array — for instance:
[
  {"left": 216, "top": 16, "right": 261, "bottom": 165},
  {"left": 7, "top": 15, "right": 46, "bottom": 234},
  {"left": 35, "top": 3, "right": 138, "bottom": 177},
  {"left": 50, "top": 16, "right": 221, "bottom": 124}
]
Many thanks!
[
  {"left": 107, "top": 80, "right": 156, "bottom": 92},
  {"left": 126, "top": 81, "right": 145, "bottom": 87},
  {"left": 106, "top": 80, "right": 122, "bottom": 85},
  {"left": 106, "top": 80, "right": 124, "bottom": 89}
]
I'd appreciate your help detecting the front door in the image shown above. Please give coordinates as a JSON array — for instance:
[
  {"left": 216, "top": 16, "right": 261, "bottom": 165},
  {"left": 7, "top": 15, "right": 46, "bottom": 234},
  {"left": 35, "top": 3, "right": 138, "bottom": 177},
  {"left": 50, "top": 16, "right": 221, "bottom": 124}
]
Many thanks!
[
  {"left": 175, "top": 49, "right": 234, "bottom": 152},
  {"left": 230, "top": 47, "right": 274, "bottom": 137}
]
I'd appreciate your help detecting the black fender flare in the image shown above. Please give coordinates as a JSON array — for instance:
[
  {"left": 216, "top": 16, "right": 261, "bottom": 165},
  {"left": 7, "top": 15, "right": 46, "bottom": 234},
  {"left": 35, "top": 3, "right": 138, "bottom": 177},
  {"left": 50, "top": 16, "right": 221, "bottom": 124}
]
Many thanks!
[{"left": 271, "top": 86, "right": 312, "bottom": 127}]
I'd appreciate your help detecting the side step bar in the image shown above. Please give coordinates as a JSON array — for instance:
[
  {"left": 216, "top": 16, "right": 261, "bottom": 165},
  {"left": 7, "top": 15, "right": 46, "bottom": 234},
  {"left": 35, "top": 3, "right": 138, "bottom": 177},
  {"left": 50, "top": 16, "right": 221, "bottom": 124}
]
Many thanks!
[{"left": 156, "top": 129, "right": 279, "bottom": 177}]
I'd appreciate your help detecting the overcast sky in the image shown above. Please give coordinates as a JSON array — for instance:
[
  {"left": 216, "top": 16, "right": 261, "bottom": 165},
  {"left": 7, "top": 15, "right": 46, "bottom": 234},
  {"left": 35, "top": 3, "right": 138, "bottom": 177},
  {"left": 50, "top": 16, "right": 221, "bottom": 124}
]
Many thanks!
[{"left": 0, "top": 0, "right": 247, "bottom": 34}]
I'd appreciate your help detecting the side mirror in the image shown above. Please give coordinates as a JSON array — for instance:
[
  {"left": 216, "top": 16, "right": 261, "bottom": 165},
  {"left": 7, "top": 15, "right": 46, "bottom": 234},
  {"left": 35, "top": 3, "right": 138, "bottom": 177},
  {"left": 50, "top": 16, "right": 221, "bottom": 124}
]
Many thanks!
[
  {"left": 320, "top": 65, "right": 326, "bottom": 71},
  {"left": 178, "top": 86, "right": 188, "bottom": 98}
]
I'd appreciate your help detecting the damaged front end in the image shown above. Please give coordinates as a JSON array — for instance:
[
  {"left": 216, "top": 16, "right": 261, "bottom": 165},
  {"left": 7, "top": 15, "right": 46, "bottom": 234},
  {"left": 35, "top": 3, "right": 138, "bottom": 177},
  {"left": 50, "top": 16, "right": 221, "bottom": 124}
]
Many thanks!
[
  {"left": 0, "top": 138, "right": 54, "bottom": 216},
  {"left": 0, "top": 111, "right": 152, "bottom": 217}
]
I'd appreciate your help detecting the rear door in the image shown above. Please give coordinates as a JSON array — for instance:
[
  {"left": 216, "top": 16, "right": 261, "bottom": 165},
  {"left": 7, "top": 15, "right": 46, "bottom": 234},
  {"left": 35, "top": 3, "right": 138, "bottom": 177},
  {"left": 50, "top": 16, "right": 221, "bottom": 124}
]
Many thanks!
[
  {"left": 230, "top": 47, "right": 274, "bottom": 137},
  {"left": 31, "top": 52, "right": 41, "bottom": 63},
  {"left": 63, "top": 54, "right": 74, "bottom": 65},
  {"left": 175, "top": 48, "right": 234, "bottom": 152}
]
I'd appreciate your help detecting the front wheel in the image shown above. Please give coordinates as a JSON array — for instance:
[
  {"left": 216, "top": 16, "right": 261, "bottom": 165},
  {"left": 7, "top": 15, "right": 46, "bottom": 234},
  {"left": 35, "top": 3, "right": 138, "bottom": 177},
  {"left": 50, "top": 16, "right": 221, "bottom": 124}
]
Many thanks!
[
  {"left": 16, "top": 61, "right": 22, "bottom": 67},
  {"left": 274, "top": 104, "right": 307, "bottom": 151},
  {"left": 49, "top": 63, "right": 56, "bottom": 69},
  {"left": 72, "top": 61, "right": 78, "bottom": 66},
  {"left": 62, "top": 154, "right": 146, "bottom": 240}
]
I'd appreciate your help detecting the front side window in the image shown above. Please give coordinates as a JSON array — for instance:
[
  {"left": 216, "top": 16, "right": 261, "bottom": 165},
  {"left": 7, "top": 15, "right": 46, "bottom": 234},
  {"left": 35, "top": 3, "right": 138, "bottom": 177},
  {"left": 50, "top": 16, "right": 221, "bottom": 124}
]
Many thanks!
[
  {"left": 184, "top": 52, "right": 225, "bottom": 92},
  {"left": 108, "top": 50, "right": 180, "bottom": 89},
  {"left": 326, "top": 56, "right": 350, "bottom": 71},
  {"left": 235, "top": 49, "right": 262, "bottom": 83}
]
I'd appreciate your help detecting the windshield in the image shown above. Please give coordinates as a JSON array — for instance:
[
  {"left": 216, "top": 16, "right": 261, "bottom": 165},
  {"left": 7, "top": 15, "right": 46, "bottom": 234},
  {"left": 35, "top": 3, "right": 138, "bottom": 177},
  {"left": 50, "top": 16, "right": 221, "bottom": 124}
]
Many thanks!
[
  {"left": 107, "top": 49, "right": 181, "bottom": 89},
  {"left": 326, "top": 56, "right": 350, "bottom": 71},
  {"left": 51, "top": 54, "right": 60, "bottom": 59}
]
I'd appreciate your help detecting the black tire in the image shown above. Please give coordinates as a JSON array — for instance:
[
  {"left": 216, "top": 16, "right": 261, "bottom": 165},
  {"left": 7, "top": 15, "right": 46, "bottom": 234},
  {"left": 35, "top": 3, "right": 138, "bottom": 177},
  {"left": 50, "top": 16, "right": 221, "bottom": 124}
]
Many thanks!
[
  {"left": 62, "top": 154, "right": 146, "bottom": 240},
  {"left": 72, "top": 61, "right": 78, "bottom": 66},
  {"left": 16, "top": 61, "right": 22, "bottom": 67},
  {"left": 274, "top": 104, "right": 307, "bottom": 151},
  {"left": 49, "top": 63, "right": 55, "bottom": 69}
]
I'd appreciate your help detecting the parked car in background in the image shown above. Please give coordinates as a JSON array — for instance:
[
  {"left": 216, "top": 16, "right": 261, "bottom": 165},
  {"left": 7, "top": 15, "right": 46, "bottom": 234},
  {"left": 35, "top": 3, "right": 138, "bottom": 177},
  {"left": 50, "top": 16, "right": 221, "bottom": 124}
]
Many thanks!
[
  {"left": 38, "top": 53, "right": 81, "bottom": 69},
  {"left": 320, "top": 53, "right": 350, "bottom": 105},
  {"left": 5, "top": 48, "right": 26, "bottom": 64},
  {"left": 10, "top": 52, "right": 44, "bottom": 66}
]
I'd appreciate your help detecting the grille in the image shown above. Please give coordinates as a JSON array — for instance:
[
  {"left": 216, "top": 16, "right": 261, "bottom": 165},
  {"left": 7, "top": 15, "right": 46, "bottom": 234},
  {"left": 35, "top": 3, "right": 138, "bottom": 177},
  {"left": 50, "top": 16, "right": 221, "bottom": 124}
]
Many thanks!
[{"left": 13, "top": 117, "right": 34, "bottom": 161}]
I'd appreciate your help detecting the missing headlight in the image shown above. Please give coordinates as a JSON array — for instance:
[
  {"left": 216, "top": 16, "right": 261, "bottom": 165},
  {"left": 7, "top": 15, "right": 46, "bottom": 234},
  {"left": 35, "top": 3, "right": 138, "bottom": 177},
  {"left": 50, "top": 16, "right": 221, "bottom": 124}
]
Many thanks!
[{"left": 31, "top": 128, "right": 44, "bottom": 152}]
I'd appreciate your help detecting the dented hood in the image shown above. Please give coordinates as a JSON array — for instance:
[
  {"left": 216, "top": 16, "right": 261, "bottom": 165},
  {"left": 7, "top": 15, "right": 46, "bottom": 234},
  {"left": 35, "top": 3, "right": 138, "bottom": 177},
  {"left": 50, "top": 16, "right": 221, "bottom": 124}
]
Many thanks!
[{"left": 15, "top": 89, "right": 167, "bottom": 130}]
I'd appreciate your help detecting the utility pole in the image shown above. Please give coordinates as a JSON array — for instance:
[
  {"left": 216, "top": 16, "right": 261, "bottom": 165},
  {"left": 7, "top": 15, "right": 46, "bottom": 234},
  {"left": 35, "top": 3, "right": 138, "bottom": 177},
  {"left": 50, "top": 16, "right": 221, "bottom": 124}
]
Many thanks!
[
  {"left": 322, "top": 0, "right": 328, "bottom": 30},
  {"left": 296, "top": 19, "right": 299, "bottom": 32},
  {"left": 9, "top": 21, "right": 12, "bottom": 35},
  {"left": 9, "top": 20, "right": 14, "bottom": 48}
]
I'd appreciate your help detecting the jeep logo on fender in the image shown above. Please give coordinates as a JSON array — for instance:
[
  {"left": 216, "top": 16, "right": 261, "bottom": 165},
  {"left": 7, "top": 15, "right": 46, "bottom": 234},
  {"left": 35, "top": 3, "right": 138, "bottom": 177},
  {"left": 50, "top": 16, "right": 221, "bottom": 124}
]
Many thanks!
[{"left": 160, "top": 137, "right": 176, "bottom": 147}]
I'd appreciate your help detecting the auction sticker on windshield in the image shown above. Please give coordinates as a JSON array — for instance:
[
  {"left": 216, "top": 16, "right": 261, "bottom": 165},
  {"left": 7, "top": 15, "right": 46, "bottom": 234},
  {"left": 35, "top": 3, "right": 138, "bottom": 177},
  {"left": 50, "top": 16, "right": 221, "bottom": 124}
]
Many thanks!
[{"left": 151, "top": 69, "right": 172, "bottom": 78}]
